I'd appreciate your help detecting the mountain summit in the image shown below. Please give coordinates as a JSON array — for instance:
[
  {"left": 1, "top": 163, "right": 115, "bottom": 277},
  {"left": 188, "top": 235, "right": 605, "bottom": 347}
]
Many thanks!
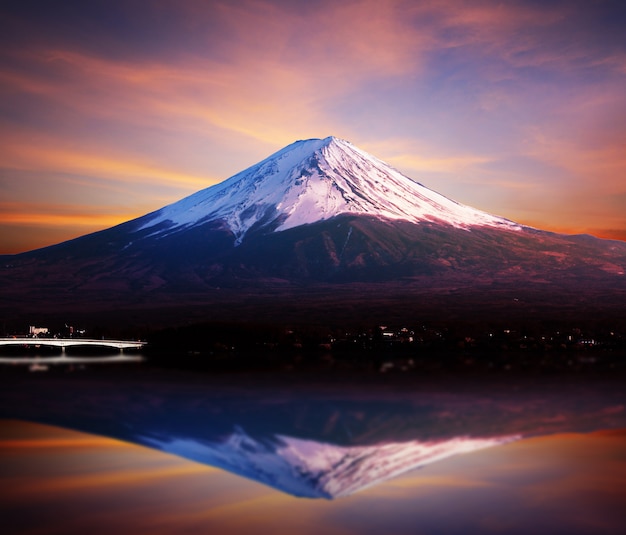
[
  {"left": 139, "top": 136, "right": 520, "bottom": 245},
  {"left": 1, "top": 136, "right": 625, "bottom": 326}
]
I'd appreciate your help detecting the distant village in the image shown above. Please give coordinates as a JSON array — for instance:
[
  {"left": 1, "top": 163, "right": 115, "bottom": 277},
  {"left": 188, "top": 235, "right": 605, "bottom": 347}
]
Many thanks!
[
  {"left": 8, "top": 325, "right": 87, "bottom": 339},
  {"left": 144, "top": 320, "right": 626, "bottom": 374},
  {"left": 3, "top": 319, "right": 626, "bottom": 374}
]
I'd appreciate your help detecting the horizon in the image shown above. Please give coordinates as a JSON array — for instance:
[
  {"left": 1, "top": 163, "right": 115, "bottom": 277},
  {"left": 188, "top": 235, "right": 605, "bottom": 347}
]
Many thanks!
[
  {"left": 1, "top": 1, "right": 625, "bottom": 254},
  {"left": 2, "top": 133, "right": 626, "bottom": 256}
]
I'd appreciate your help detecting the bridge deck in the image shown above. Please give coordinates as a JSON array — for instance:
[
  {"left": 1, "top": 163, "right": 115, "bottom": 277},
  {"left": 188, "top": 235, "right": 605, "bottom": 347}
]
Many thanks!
[{"left": 0, "top": 338, "right": 146, "bottom": 350}]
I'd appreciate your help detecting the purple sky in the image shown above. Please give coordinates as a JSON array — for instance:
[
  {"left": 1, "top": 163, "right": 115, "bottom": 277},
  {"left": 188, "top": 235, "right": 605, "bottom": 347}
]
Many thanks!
[{"left": 1, "top": 0, "right": 625, "bottom": 253}]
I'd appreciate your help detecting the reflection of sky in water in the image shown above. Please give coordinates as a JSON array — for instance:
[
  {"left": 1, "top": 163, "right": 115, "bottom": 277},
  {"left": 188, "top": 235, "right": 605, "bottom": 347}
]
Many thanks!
[
  {"left": 1, "top": 421, "right": 625, "bottom": 535},
  {"left": 1, "top": 368, "right": 626, "bottom": 532}
]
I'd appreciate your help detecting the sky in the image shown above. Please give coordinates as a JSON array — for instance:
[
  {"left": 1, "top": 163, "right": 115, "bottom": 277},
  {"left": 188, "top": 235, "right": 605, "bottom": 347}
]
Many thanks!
[{"left": 1, "top": 0, "right": 625, "bottom": 254}]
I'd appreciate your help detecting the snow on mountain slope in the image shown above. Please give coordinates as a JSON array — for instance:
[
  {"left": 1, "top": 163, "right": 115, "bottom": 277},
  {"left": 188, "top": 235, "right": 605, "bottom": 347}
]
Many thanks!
[
  {"left": 140, "top": 427, "right": 519, "bottom": 499},
  {"left": 138, "top": 137, "right": 521, "bottom": 245}
]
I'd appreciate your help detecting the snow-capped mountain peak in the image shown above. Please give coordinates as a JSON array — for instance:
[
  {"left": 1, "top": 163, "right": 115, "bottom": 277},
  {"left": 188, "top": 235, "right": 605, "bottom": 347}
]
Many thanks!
[{"left": 138, "top": 136, "right": 521, "bottom": 244}]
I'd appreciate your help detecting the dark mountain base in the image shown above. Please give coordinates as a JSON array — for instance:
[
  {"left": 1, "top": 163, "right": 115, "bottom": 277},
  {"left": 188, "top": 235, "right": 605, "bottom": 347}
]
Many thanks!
[
  {"left": 2, "top": 277, "right": 625, "bottom": 335},
  {"left": 2, "top": 217, "right": 625, "bottom": 337}
]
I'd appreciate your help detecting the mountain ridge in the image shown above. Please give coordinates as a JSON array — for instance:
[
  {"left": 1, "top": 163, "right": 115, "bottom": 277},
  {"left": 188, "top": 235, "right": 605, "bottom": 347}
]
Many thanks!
[{"left": 1, "top": 136, "right": 625, "bottom": 328}]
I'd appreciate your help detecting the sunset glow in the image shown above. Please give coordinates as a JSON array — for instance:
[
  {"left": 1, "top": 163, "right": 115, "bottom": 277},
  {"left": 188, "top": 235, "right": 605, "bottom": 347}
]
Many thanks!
[{"left": 1, "top": 0, "right": 625, "bottom": 253}]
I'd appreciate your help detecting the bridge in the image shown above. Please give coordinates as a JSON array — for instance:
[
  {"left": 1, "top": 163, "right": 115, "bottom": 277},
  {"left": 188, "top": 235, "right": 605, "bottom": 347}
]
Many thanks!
[{"left": 0, "top": 337, "right": 146, "bottom": 352}]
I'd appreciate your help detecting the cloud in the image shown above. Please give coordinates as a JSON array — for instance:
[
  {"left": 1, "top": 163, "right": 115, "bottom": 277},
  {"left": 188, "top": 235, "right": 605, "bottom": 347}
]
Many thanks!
[
  {"left": 518, "top": 84, "right": 626, "bottom": 233},
  {"left": 0, "top": 134, "right": 214, "bottom": 191},
  {"left": 0, "top": 202, "right": 138, "bottom": 228},
  {"left": 1, "top": 0, "right": 625, "bottom": 252},
  {"left": 366, "top": 137, "right": 495, "bottom": 176}
]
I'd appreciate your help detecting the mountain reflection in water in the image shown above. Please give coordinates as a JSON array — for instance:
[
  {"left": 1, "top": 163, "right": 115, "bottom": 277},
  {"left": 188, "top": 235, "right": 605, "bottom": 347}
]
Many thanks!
[
  {"left": 141, "top": 426, "right": 517, "bottom": 498},
  {"left": 1, "top": 368, "right": 625, "bottom": 502}
]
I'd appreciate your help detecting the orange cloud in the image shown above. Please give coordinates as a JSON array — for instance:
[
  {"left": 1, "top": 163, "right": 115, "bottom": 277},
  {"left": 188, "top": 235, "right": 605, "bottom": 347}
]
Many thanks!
[
  {"left": 519, "top": 111, "right": 626, "bottom": 235},
  {"left": 0, "top": 137, "right": 214, "bottom": 191},
  {"left": 366, "top": 137, "right": 495, "bottom": 175},
  {"left": 2, "top": 47, "right": 325, "bottom": 155},
  {"left": 0, "top": 437, "right": 126, "bottom": 449},
  {"left": 0, "top": 0, "right": 437, "bottom": 150},
  {"left": 207, "top": 0, "right": 428, "bottom": 78},
  {"left": 0, "top": 203, "right": 137, "bottom": 229}
]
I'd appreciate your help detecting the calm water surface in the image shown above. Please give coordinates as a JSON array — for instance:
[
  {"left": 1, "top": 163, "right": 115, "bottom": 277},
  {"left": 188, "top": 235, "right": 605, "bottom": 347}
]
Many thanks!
[{"left": 1, "top": 361, "right": 625, "bottom": 534}]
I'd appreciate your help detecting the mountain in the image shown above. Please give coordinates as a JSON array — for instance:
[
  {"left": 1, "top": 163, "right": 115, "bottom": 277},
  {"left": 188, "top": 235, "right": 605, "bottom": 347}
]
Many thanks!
[
  {"left": 1, "top": 136, "right": 626, "bottom": 328},
  {"left": 136, "top": 136, "right": 521, "bottom": 244}
]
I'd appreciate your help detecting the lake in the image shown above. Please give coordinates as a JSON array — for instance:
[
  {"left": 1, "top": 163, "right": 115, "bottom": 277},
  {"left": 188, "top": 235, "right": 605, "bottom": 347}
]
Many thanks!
[{"left": 1, "top": 361, "right": 625, "bottom": 534}]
